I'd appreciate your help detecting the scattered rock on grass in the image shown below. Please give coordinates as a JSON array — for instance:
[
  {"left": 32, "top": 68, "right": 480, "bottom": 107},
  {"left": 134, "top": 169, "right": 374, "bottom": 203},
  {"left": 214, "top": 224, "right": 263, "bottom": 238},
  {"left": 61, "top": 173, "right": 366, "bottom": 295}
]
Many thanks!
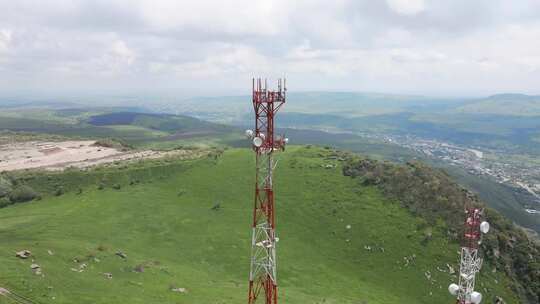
[
  {"left": 15, "top": 250, "right": 31, "bottom": 259},
  {"left": 115, "top": 251, "right": 127, "bottom": 259},
  {"left": 104, "top": 272, "right": 113, "bottom": 279},
  {"left": 171, "top": 287, "right": 188, "bottom": 293},
  {"left": 133, "top": 264, "right": 144, "bottom": 273},
  {"left": 30, "top": 263, "right": 41, "bottom": 275}
]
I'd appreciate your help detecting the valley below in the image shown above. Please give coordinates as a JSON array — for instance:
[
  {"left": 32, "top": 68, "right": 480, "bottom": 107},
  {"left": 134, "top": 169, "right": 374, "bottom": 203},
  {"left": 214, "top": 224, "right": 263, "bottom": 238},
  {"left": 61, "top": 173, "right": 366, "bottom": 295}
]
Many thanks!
[{"left": 380, "top": 134, "right": 540, "bottom": 210}]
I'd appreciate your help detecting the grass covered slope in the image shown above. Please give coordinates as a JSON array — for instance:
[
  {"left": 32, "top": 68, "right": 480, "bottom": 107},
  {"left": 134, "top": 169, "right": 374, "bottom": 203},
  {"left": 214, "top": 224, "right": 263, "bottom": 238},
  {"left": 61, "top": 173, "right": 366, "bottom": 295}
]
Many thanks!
[{"left": 0, "top": 147, "right": 519, "bottom": 303}]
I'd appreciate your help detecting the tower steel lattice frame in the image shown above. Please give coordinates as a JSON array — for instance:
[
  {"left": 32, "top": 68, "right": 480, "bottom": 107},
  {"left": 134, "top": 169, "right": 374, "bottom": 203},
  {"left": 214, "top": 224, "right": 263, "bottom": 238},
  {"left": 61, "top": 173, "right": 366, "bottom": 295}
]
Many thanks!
[
  {"left": 248, "top": 78, "right": 286, "bottom": 304},
  {"left": 456, "top": 208, "right": 483, "bottom": 304}
]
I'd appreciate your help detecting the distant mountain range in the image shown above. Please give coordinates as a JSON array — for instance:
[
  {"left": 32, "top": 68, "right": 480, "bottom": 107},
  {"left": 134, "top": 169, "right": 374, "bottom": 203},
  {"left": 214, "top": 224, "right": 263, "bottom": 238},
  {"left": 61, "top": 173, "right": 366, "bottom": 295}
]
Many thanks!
[
  {"left": 454, "top": 93, "right": 540, "bottom": 116},
  {"left": 2, "top": 91, "right": 539, "bottom": 118},
  {"left": 160, "top": 92, "right": 540, "bottom": 121}
]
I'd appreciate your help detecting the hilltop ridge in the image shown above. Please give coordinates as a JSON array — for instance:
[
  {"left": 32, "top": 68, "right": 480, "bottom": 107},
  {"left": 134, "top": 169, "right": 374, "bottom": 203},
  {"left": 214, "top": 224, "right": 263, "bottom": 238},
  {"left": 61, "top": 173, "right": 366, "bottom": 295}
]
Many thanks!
[{"left": 0, "top": 146, "right": 530, "bottom": 303}]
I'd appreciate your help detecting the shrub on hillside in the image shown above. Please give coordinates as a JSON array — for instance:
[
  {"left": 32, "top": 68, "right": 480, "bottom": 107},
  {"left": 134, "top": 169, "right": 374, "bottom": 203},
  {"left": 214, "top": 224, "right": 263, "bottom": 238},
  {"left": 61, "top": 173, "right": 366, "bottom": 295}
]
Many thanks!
[
  {"left": 0, "top": 197, "right": 12, "bottom": 208},
  {"left": 54, "top": 187, "right": 65, "bottom": 196},
  {"left": 93, "top": 138, "right": 133, "bottom": 151},
  {"left": 0, "top": 176, "right": 12, "bottom": 198},
  {"left": 9, "top": 185, "right": 38, "bottom": 203}
]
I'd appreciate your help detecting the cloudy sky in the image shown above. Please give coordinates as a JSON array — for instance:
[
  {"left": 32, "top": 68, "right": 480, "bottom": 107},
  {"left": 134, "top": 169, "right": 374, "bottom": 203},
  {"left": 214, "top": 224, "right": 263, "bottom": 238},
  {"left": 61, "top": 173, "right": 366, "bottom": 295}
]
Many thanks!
[{"left": 0, "top": 0, "right": 539, "bottom": 97}]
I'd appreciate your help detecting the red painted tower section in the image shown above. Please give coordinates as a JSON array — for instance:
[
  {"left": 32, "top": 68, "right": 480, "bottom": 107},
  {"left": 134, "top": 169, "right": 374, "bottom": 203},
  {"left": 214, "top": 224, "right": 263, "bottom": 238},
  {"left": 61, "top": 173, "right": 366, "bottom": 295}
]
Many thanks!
[
  {"left": 247, "top": 78, "right": 286, "bottom": 304},
  {"left": 463, "top": 208, "right": 482, "bottom": 251}
]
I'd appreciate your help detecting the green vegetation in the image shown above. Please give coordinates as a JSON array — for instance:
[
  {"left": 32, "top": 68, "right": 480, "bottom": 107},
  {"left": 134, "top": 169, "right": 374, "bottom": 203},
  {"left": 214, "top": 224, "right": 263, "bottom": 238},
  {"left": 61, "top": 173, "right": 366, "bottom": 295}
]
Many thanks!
[
  {"left": 0, "top": 147, "right": 522, "bottom": 303},
  {"left": 0, "top": 176, "right": 38, "bottom": 208},
  {"left": 8, "top": 185, "right": 39, "bottom": 203},
  {"left": 103, "top": 125, "right": 169, "bottom": 139},
  {"left": 93, "top": 138, "right": 133, "bottom": 151}
]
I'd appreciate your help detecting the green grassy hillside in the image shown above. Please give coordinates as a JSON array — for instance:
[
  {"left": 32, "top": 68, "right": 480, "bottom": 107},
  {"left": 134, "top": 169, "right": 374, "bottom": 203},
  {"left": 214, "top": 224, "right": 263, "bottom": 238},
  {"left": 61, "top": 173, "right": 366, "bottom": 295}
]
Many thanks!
[{"left": 0, "top": 147, "right": 519, "bottom": 304}]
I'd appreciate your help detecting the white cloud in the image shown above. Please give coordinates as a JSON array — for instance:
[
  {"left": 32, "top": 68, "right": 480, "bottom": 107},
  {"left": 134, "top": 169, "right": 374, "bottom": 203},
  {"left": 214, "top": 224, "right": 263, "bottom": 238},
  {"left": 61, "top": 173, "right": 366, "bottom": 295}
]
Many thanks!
[
  {"left": 386, "top": 0, "right": 425, "bottom": 15},
  {"left": 0, "top": 29, "right": 12, "bottom": 53},
  {"left": 149, "top": 45, "right": 269, "bottom": 78},
  {"left": 137, "top": 0, "right": 291, "bottom": 36},
  {"left": 110, "top": 40, "right": 135, "bottom": 66},
  {"left": 0, "top": 0, "right": 539, "bottom": 95}
]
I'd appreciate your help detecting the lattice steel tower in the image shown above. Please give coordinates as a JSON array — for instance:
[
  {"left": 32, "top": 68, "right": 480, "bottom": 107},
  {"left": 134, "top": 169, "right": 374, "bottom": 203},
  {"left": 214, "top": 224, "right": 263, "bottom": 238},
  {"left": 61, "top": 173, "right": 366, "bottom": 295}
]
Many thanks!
[
  {"left": 449, "top": 208, "right": 490, "bottom": 304},
  {"left": 245, "top": 78, "right": 287, "bottom": 304}
]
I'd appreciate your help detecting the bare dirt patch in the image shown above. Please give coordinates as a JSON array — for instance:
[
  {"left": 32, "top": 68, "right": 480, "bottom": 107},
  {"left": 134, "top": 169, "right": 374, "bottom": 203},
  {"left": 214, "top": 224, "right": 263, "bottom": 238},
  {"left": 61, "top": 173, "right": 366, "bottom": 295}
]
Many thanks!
[{"left": 0, "top": 140, "right": 193, "bottom": 172}]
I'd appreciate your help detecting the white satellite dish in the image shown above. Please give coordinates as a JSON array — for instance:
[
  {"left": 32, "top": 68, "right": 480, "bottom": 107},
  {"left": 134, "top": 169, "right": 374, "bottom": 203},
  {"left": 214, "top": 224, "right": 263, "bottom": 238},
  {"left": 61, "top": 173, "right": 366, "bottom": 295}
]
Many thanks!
[
  {"left": 245, "top": 129, "right": 254, "bottom": 138},
  {"left": 284, "top": 138, "right": 289, "bottom": 144},
  {"left": 448, "top": 283, "right": 459, "bottom": 296},
  {"left": 470, "top": 291, "right": 482, "bottom": 304},
  {"left": 259, "top": 133, "right": 266, "bottom": 140},
  {"left": 253, "top": 137, "right": 263, "bottom": 147},
  {"left": 480, "top": 221, "right": 490, "bottom": 234}
]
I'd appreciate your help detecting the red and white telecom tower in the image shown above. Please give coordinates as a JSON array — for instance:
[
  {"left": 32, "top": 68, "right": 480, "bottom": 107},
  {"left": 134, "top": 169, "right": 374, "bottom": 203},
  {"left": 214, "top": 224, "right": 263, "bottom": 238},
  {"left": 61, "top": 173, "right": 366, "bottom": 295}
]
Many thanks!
[
  {"left": 245, "top": 78, "right": 287, "bottom": 304},
  {"left": 449, "top": 207, "right": 490, "bottom": 304}
]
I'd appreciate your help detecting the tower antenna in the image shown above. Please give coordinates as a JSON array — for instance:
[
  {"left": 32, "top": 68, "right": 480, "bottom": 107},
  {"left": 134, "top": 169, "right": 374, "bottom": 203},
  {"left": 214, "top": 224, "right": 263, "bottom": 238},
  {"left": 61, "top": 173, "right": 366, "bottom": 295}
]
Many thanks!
[
  {"left": 449, "top": 207, "right": 490, "bottom": 304},
  {"left": 245, "top": 78, "right": 287, "bottom": 304}
]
